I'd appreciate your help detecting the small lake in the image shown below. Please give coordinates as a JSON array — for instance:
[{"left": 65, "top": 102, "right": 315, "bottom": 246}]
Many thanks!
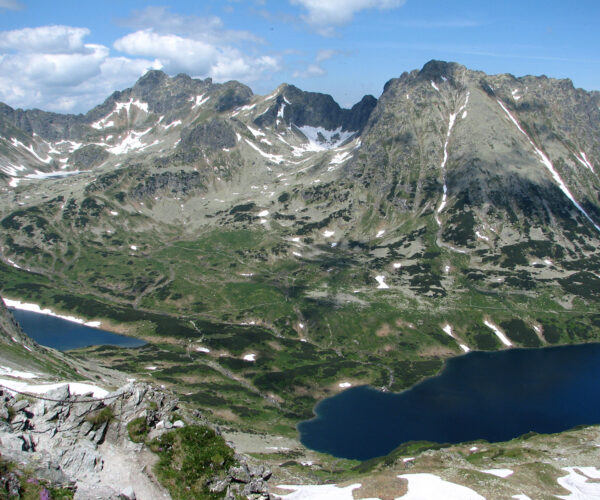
[
  {"left": 298, "top": 344, "right": 600, "bottom": 461},
  {"left": 10, "top": 308, "right": 146, "bottom": 351}
]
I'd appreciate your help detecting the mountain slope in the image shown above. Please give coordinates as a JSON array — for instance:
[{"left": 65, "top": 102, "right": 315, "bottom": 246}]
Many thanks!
[{"left": 0, "top": 61, "right": 599, "bottom": 436}]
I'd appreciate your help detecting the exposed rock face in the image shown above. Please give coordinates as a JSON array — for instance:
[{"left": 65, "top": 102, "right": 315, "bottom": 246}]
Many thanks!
[
  {"left": 0, "top": 382, "right": 174, "bottom": 498},
  {"left": 254, "top": 83, "right": 377, "bottom": 132},
  {"left": 0, "top": 380, "right": 273, "bottom": 499}
]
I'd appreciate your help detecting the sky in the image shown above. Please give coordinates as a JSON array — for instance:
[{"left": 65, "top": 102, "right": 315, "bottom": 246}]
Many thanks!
[{"left": 0, "top": 0, "right": 598, "bottom": 113}]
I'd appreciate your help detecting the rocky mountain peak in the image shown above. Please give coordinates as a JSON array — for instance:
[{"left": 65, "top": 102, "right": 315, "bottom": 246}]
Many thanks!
[{"left": 418, "top": 59, "right": 465, "bottom": 83}]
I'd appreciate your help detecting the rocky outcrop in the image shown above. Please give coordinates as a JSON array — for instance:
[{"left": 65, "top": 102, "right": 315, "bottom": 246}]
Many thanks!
[{"left": 0, "top": 381, "right": 273, "bottom": 499}]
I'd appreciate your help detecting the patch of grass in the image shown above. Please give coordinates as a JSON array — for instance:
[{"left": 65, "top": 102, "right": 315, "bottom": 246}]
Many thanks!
[
  {"left": 127, "top": 417, "right": 149, "bottom": 444},
  {"left": 85, "top": 406, "right": 114, "bottom": 429},
  {"left": 150, "top": 425, "right": 236, "bottom": 500}
]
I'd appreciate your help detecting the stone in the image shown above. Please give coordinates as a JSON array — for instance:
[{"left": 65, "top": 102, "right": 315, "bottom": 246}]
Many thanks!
[
  {"left": 11, "top": 400, "right": 29, "bottom": 412},
  {"left": 242, "top": 479, "right": 269, "bottom": 495},
  {"left": 119, "top": 486, "right": 136, "bottom": 500},
  {"left": 45, "top": 385, "right": 70, "bottom": 402},
  {"left": 229, "top": 465, "right": 251, "bottom": 483},
  {"left": 172, "top": 420, "right": 185, "bottom": 428}
]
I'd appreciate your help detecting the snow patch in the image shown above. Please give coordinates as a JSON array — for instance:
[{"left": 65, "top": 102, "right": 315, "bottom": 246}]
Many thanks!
[
  {"left": 196, "top": 347, "right": 210, "bottom": 353},
  {"left": 475, "top": 231, "right": 489, "bottom": 241},
  {"left": 243, "top": 353, "right": 256, "bottom": 362},
  {"left": 190, "top": 94, "right": 210, "bottom": 109},
  {"left": 258, "top": 210, "right": 269, "bottom": 217},
  {"left": 163, "top": 120, "right": 181, "bottom": 130},
  {"left": 375, "top": 276, "right": 389, "bottom": 289},
  {"left": 556, "top": 467, "right": 600, "bottom": 499},
  {"left": 484, "top": 319, "right": 513, "bottom": 347},
  {"left": 0, "top": 366, "right": 38, "bottom": 379},
  {"left": 398, "top": 473, "right": 485, "bottom": 500},
  {"left": 244, "top": 139, "right": 284, "bottom": 164},
  {"left": 393, "top": 263, "right": 402, "bottom": 269},
  {"left": 296, "top": 125, "right": 355, "bottom": 151},
  {"left": 329, "top": 151, "right": 353, "bottom": 165},
  {"left": 431, "top": 81, "right": 440, "bottom": 92},
  {"left": 247, "top": 126, "right": 265, "bottom": 138},
  {"left": 0, "top": 380, "right": 108, "bottom": 398},
  {"left": 3, "top": 298, "right": 101, "bottom": 328},
  {"left": 376, "top": 230, "right": 385, "bottom": 238},
  {"left": 274, "top": 483, "right": 361, "bottom": 500},
  {"left": 323, "top": 230, "right": 335, "bottom": 238},
  {"left": 338, "top": 382, "right": 352, "bottom": 388},
  {"left": 482, "top": 469, "right": 514, "bottom": 478}
]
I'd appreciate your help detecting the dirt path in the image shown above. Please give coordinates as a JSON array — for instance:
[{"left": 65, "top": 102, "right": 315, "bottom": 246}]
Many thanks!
[{"left": 74, "top": 441, "right": 171, "bottom": 500}]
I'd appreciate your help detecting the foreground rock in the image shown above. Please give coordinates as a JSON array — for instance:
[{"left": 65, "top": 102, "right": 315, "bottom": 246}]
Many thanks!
[{"left": 0, "top": 381, "right": 272, "bottom": 499}]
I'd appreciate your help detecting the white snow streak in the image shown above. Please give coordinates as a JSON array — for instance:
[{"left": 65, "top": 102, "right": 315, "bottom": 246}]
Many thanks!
[
  {"left": 244, "top": 139, "right": 284, "bottom": 164},
  {"left": 3, "top": 298, "right": 101, "bottom": 327},
  {"left": 497, "top": 99, "right": 600, "bottom": 232},
  {"left": 435, "top": 92, "right": 470, "bottom": 226},
  {"left": 482, "top": 469, "right": 514, "bottom": 478},
  {"left": 484, "top": 319, "right": 513, "bottom": 347}
]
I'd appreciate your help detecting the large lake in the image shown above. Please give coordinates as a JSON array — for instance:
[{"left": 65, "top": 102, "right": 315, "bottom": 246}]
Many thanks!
[
  {"left": 10, "top": 308, "right": 146, "bottom": 351},
  {"left": 298, "top": 344, "right": 600, "bottom": 461}
]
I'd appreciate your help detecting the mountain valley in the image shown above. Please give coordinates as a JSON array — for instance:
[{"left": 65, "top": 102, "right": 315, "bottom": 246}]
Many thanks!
[{"left": 1, "top": 60, "right": 600, "bottom": 498}]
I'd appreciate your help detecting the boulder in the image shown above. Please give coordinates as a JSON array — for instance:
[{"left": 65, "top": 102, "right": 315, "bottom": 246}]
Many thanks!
[{"left": 119, "top": 486, "right": 136, "bottom": 500}]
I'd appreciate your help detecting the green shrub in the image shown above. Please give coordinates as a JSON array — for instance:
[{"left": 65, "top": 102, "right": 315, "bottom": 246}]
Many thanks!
[
  {"left": 150, "top": 425, "right": 236, "bottom": 500},
  {"left": 85, "top": 406, "right": 114, "bottom": 429},
  {"left": 127, "top": 417, "right": 149, "bottom": 444}
]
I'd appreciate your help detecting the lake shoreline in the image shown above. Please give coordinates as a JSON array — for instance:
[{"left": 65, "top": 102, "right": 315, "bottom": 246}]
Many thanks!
[
  {"left": 298, "top": 343, "right": 600, "bottom": 461},
  {"left": 3, "top": 296, "right": 103, "bottom": 328}
]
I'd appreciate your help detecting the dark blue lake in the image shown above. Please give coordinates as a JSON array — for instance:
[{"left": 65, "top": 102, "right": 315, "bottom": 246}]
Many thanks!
[
  {"left": 10, "top": 308, "right": 146, "bottom": 351},
  {"left": 298, "top": 344, "right": 600, "bottom": 461}
]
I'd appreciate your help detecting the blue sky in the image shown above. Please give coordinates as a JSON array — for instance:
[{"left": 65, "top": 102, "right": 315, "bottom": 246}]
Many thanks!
[{"left": 0, "top": 0, "right": 598, "bottom": 112}]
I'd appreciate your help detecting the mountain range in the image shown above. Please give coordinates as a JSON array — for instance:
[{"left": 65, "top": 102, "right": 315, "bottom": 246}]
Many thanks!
[{"left": 1, "top": 59, "right": 600, "bottom": 498}]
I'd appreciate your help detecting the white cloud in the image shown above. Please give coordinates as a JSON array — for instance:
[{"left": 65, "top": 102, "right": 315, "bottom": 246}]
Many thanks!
[
  {"left": 290, "top": 0, "right": 406, "bottom": 34},
  {"left": 119, "top": 7, "right": 263, "bottom": 45},
  {"left": 0, "top": 15, "right": 282, "bottom": 112},
  {"left": 293, "top": 63, "right": 326, "bottom": 78},
  {"left": 115, "top": 29, "right": 280, "bottom": 83},
  {"left": 316, "top": 49, "right": 337, "bottom": 62},
  {"left": 0, "top": 0, "right": 23, "bottom": 10},
  {"left": 0, "top": 25, "right": 158, "bottom": 112},
  {"left": 0, "top": 26, "right": 90, "bottom": 53}
]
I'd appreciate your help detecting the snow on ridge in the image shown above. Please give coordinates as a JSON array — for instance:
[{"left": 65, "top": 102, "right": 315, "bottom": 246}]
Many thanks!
[
  {"left": 163, "top": 120, "right": 182, "bottom": 130},
  {"left": 190, "top": 94, "right": 210, "bottom": 109},
  {"left": 115, "top": 98, "right": 149, "bottom": 114},
  {"left": 497, "top": 99, "right": 600, "bottom": 232},
  {"left": 431, "top": 81, "right": 440, "bottom": 92},
  {"left": 330, "top": 151, "right": 353, "bottom": 165},
  {"left": 106, "top": 128, "right": 154, "bottom": 155},
  {"left": 244, "top": 139, "right": 284, "bottom": 164},
  {"left": 10, "top": 138, "right": 52, "bottom": 164},
  {"left": 575, "top": 151, "right": 595, "bottom": 173},
  {"left": 247, "top": 125, "right": 265, "bottom": 138},
  {"left": 296, "top": 125, "right": 355, "bottom": 151},
  {"left": 484, "top": 319, "right": 512, "bottom": 347}
]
